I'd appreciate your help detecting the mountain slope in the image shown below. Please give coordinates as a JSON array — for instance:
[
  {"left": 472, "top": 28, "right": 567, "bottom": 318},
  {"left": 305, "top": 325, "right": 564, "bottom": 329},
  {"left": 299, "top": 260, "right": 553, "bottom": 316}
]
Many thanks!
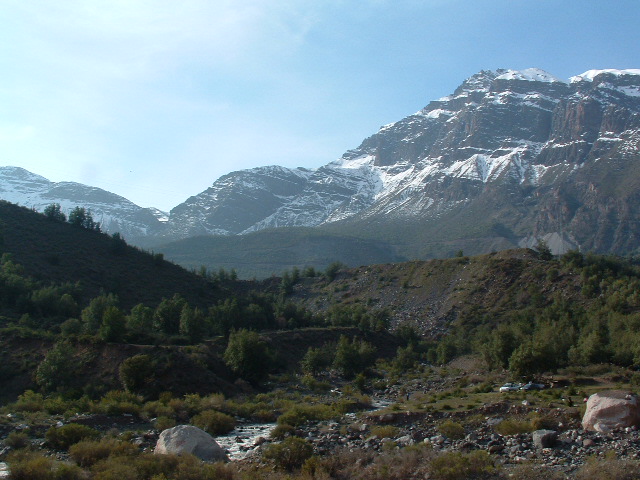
[
  {"left": 159, "top": 227, "right": 404, "bottom": 279},
  {"left": 0, "top": 166, "right": 167, "bottom": 242},
  {"left": 0, "top": 200, "right": 223, "bottom": 310}
]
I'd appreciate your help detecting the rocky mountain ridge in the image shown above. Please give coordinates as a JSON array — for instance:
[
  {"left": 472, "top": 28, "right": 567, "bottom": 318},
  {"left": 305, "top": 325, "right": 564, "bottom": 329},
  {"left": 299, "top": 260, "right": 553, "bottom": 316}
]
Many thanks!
[
  {"left": 3, "top": 68, "right": 640, "bottom": 262},
  {"left": 161, "top": 67, "right": 640, "bottom": 255}
]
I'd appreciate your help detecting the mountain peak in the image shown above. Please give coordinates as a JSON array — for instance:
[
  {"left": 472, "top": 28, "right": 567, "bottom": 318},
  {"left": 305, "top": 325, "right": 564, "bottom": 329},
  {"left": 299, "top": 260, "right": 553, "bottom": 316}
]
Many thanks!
[
  {"left": 495, "top": 68, "right": 565, "bottom": 83},
  {"left": 0, "top": 166, "right": 50, "bottom": 184},
  {"left": 570, "top": 69, "right": 640, "bottom": 83}
]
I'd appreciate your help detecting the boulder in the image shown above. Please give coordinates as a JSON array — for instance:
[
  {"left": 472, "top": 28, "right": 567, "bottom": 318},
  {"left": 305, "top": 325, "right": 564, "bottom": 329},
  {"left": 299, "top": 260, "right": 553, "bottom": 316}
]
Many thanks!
[
  {"left": 532, "top": 429, "right": 557, "bottom": 449},
  {"left": 582, "top": 390, "right": 640, "bottom": 433},
  {"left": 155, "top": 425, "right": 229, "bottom": 462}
]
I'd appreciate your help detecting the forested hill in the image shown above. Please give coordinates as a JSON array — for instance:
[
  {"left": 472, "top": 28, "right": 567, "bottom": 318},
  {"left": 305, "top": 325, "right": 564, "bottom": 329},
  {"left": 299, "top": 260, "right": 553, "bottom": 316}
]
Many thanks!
[
  {"left": 291, "top": 248, "right": 640, "bottom": 372},
  {"left": 0, "top": 201, "right": 237, "bottom": 311}
]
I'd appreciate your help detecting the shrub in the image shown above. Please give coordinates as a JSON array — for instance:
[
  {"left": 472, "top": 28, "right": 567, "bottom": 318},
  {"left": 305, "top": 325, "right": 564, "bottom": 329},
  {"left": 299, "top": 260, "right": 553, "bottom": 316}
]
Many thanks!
[
  {"left": 263, "top": 437, "right": 313, "bottom": 471},
  {"left": 493, "top": 418, "right": 534, "bottom": 436},
  {"left": 429, "top": 450, "right": 496, "bottom": 480},
  {"left": 143, "top": 400, "right": 175, "bottom": 419},
  {"left": 94, "top": 390, "right": 143, "bottom": 415},
  {"left": 223, "top": 329, "right": 272, "bottom": 383},
  {"left": 191, "top": 409, "right": 236, "bottom": 435},
  {"left": 575, "top": 455, "right": 640, "bottom": 480},
  {"left": 5, "top": 430, "right": 30, "bottom": 449},
  {"left": 271, "top": 423, "right": 295, "bottom": 440},
  {"left": 12, "top": 390, "right": 44, "bottom": 412},
  {"left": 119, "top": 354, "right": 155, "bottom": 394},
  {"left": 155, "top": 416, "right": 177, "bottom": 431},
  {"left": 529, "top": 413, "right": 558, "bottom": 431},
  {"left": 277, "top": 404, "right": 334, "bottom": 427},
  {"left": 69, "top": 438, "right": 138, "bottom": 468},
  {"left": 35, "top": 341, "right": 77, "bottom": 392},
  {"left": 45, "top": 423, "right": 100, "bottom": 450},
  {"left": 6, "top": 450, "right": 83, "bottom": 480},
  {"left": 370, "top": 425, "right": 399, "bottom": 439},
  {"left": 438, "top": 420, "right": 465, "bottom": 440}
]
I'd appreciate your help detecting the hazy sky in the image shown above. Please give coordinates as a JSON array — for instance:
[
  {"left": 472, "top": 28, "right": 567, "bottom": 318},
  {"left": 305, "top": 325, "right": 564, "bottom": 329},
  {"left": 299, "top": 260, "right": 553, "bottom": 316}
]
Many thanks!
[{"left": 2, "top": 1, "right": 639, "bottom": 211}]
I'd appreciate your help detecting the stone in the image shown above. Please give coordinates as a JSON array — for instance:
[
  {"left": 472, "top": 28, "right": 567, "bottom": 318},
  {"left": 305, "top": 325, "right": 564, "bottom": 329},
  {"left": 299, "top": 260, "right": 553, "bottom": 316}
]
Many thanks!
[
  {"left": 532, "top": 430, "right": 557, "bottom": 449},
  {"left": 582, "top": 438, "right": 595, "bottom": 448},
  {"left": 582, "top": 391, "right": 640, "bottom": 433},
  {"left": 155, "top": 425, "right": 229, "bottom": 462}
]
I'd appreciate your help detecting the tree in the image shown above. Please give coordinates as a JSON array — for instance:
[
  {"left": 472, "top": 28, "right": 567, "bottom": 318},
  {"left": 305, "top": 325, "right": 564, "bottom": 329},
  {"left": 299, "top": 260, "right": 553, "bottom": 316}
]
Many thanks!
[
  {"left": 99, "top": 305, "right": 126, "bottom": 342},
  {"left": 153, "top": 294, "right": 187, "bottom": 335},
  {"left": 119, "top": 354, "right": 155, "bottom": 394},
  {"left": 223, "top": 329, "right": 272, "bottom": 383},
  {"left": 179, "top": 304, "right": 206, "bottom": 343},
  {"left": 325, "top": 262, "right": 344, "bottom": 282},
  {"left": 508, "top": 341, "right": 547, "bottom": 377},
  {"left": 109, "top": 232, "right": 127, "bottom": 254},
  {"left": 393, "top": 345, "right": 418, "bottom": 371},
  {"left": 534, "top": 239, "right": 553, "bottom": 261},
  {"left": 43, "top": 203, "right": 66, "bottom": 222},
  {"left": 80, "top": 293, "right": 119, "bottom": 334},
  {"left": 35, "top": 341, "right": 75, "bottom": 392},
  {"left": 333, "top": 336, "right": 376, "bottom": 378},
  {"left": 300, "top": 346, "right": 332, "bottom": 376},
  {"left": 68, "top": 207, "right": 100, "bottom": 231},
  {"left": 126, "top": 304, "right": 154, "bottom": 339}
]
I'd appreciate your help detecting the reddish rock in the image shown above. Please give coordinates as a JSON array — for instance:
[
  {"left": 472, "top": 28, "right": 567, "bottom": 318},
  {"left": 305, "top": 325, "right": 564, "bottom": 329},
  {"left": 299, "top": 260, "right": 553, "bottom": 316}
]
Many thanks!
[{"left": 582, "top": 391, "right": 640, "bottom": 433}]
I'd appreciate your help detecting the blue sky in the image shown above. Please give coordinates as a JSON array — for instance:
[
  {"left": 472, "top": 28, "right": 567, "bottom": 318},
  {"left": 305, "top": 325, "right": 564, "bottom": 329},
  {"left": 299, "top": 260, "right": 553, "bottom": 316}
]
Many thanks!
[{"left": 1, "top": 0, "right": 639, "bottom": 211}]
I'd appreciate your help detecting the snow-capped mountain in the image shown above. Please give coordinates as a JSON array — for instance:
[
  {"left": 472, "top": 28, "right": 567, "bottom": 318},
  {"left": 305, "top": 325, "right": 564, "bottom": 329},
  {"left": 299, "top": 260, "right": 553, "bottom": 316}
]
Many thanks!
[
  {"left": 163, "top": 68, "right": 640, "bottom": 255},
  {"left": 4, "top": 68, "right": 640, "bottom": 261},
  {"left": 0, "top": 166, "right": 167, "bottom": 240}
]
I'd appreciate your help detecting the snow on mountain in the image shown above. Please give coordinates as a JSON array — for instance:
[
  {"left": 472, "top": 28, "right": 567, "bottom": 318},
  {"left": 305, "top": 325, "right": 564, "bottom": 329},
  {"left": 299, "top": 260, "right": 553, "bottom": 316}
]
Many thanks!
[
  {"left": 0, "top": 166, "right": 166, "bottom": 240},
  {"left": 570, "top": 69, "right": 640, "bottom": 83},
  {"left": 163, "top": 67, "right": 640, "bottom": 257},
  {"left": 495, "top": 68, "right": 565, "bottom": 83},
  {"left": 5, "top": 66, "right": 640, "bottom": 260}
]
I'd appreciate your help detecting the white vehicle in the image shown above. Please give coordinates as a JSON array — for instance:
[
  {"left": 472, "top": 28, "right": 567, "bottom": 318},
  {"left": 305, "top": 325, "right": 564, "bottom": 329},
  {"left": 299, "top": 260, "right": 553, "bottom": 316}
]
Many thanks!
[{"left": 499, "top": 382, "right": 521, "bottom": 392}]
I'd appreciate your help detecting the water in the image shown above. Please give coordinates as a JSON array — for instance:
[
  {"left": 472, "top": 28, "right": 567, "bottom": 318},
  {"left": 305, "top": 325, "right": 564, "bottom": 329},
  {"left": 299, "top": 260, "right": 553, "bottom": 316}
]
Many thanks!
[
  {"left": 215, "top": 421, "right": 277, "bottom": 460},
  {"left": 214, "top": 396, "right": 391, "bottom": 460},
  {"left": 0, "top": 462, "right": 8, "bottom": 478}
]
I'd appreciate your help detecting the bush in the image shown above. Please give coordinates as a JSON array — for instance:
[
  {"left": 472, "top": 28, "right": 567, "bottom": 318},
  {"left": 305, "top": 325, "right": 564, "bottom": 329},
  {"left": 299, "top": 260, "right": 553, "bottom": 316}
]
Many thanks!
[
  {"left": 271, "top": 423, "right": 295, "bottom": 440},
  {"left": 45, "top": 423, "right": 100, "bottom": 450},
  {"left": 575, "top": 455, "right": 640, "bottom": 480},
  {"left": 35, "top": 341, "right": 76, "bottom": 392},
  {"left": 429, "top": 450, "right": 496, "bottom": 480},
  {"left": 6, "top": 450, "right": 83, "bottom": 480},
  {"left": 94, "top": 390, "right": 143, "bottom": 415},
  {"left": 191, "top": 409, "right": 236, "bottom": 435},
  {"left": 69, "top": 438, "right": 138, "bottom": 468},
  {"left": 277, "top": 404, "right": 334, "bottom": 427},
  {"left": 155, "top": 416, "right": 177, "bottom": 431},
  {"left": 438, "top": 420, "right": 465, "bottom": 440},
  {"left": 370, "top": 425, "right": 399, "bottom": 439},
  {"left": 223, "top": 329, "right": 272, "bottom": 383},
  {"left": 493, "top": 418, "right": 534, "bottom": 436},
  {"left": 119, "top": 354, "right": 155, "bottom": 394},
  {"left": 5, "top": 430, "right": 30, "bottom": 449},
  {"left": 12, "top": 390, "right": 44, "bottom": 412},
  {"left": 263, "top": 437, "right": 313, "bottom": 471}
]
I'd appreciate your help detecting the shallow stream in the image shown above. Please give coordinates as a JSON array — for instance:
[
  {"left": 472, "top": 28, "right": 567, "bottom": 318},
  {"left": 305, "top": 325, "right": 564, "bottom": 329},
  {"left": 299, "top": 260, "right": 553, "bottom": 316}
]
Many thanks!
[{"left": 214, "top": 396, "right": 392, "bottom": 460}]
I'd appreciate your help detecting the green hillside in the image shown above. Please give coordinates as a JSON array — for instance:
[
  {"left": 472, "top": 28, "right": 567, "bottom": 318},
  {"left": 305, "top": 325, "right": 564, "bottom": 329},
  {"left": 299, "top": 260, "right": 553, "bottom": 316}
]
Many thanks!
[
  {"left": 0, "top": 201, "right": 229, "bottom": 311},
  {"left": 158, "top": 227, "right": 404, "bottom": 279}
]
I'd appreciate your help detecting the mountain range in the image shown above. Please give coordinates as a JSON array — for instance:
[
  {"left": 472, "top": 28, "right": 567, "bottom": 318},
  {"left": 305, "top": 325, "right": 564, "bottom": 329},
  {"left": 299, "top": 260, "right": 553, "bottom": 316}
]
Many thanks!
[{"left": 3, "top": 67, "right": 640, "bottom": 276}]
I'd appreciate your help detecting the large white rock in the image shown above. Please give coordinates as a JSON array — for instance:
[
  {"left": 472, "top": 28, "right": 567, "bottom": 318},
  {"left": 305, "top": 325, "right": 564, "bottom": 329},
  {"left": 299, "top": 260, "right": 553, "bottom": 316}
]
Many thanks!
[
  {"left": 582, "top": 390, "right": 640, "bottom": 433},
  {"left": 154, "top": 425, "right": 229, "bottom": 462}
]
